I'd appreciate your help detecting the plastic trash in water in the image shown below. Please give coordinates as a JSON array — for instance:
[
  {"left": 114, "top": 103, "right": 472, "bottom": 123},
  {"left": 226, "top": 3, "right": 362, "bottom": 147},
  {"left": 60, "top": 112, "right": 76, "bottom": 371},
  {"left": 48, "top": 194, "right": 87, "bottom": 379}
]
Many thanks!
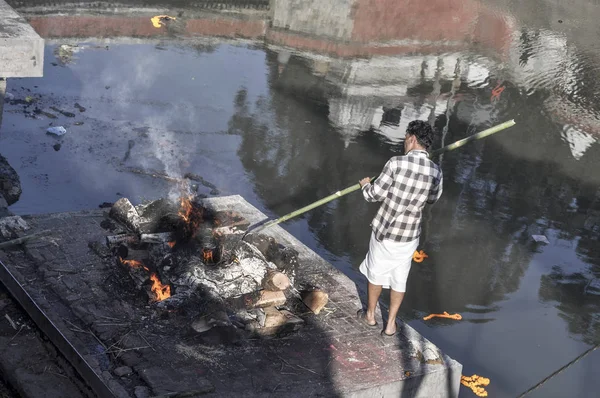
[
  {"left": 531, "top": 235, "right": 550, "bottom": 244},
  {"left": 46, "top": 126, "right": 67, "bottom": 136}
]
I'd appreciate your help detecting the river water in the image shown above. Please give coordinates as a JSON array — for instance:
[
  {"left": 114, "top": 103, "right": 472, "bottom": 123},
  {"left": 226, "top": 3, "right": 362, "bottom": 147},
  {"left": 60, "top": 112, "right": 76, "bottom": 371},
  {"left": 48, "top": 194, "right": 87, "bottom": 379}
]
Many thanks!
[{"left": 1, "top": 1, "right": 600, "bottom": 397}]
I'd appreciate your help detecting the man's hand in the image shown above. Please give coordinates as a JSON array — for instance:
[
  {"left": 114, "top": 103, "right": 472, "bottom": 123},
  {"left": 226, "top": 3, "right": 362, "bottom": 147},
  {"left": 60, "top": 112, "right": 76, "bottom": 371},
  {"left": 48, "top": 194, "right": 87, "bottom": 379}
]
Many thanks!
[{"left": 359, "top": 177, "right": 371, "bottom": 187}]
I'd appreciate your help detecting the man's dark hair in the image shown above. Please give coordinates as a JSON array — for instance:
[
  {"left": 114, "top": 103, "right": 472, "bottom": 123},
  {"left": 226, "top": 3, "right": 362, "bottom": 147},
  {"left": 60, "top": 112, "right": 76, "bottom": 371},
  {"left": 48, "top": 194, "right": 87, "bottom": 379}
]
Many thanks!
[{"left": 406, "top": 120, "right": 434, "bottom": 149}]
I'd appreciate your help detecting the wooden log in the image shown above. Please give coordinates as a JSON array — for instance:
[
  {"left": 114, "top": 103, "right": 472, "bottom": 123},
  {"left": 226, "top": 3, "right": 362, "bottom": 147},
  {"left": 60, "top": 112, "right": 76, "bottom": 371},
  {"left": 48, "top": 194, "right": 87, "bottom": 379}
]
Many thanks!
[
  {"left": 109, "top": 198, "right": 141, "bottom": 232},
  {"left": 105, "top": 234, "right": 138, "bottom": 247},
  {"left": 263, "top": 306, "right": 287, "bottom": 328},
  {"left": 230, "top": 290, "right": 287, "bottom": 310},
  {"left": 0, "top": 230, "right": 51, "bottom": 249},
  {"left": 261, "top": 271, "right": 290, "bottom": 292},
  {"left": 140, "top": 232, "right": 175, "bottom": 244},
  {"left": 253, "top": 290, "right": 286, "bottom": 308},
  {"left": 302, "top": 289, "right": 329, "bottom": 315}
]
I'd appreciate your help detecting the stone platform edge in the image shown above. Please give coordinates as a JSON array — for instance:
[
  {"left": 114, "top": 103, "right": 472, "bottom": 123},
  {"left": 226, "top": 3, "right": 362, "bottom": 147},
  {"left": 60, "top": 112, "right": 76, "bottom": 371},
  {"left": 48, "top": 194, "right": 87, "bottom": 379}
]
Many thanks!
[
  {"left": 204, "top": 194, "right": 463, "bottom": 397},
  {"left": 0, "top": 0, "right": 44, "bottom": 77},
  {"left": 2, "top": 194, "right": 462, "bottom": 398}
]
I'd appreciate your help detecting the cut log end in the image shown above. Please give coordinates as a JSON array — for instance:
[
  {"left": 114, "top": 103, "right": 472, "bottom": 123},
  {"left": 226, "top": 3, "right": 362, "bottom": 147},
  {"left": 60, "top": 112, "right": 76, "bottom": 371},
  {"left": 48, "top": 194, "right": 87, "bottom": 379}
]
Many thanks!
[
  {"left": 261, "top": 271, "right": 290, "bottom": 292},
  {"left": 302, "top": 289, "right": 329, "bottom": 315}
]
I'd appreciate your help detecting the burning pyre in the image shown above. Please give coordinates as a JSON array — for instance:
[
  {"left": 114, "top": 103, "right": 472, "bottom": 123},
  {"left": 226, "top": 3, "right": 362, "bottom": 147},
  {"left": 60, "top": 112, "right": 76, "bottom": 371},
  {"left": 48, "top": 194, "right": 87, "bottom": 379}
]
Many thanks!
[{"left": 105, "top": 194, "right": 316, "bottom": 338}]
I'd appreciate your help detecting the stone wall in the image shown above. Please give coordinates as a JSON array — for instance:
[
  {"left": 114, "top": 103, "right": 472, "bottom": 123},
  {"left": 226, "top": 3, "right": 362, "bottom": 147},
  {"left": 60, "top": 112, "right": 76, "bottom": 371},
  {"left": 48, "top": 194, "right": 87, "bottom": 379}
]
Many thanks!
[{"left": 0, "top": 0, "right": 44, "bottom": 77}]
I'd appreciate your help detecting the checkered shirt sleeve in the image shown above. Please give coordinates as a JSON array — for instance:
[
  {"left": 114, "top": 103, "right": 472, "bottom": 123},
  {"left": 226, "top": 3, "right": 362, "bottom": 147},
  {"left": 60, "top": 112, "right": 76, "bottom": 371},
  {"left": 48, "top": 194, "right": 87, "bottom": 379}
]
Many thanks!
[{"left": 361, "top": 151, "right": 443, "bottom": 242}]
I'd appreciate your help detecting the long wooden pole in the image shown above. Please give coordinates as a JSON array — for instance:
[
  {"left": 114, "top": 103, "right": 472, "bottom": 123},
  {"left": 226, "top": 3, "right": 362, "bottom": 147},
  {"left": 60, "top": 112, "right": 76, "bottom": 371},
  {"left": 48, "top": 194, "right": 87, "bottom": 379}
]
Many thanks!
[
  {"left": 0, "top": 230, "right": 52, "bottom": 250},
  {"left": 247, "top": 119, "right": 515, "bottom": 235}
]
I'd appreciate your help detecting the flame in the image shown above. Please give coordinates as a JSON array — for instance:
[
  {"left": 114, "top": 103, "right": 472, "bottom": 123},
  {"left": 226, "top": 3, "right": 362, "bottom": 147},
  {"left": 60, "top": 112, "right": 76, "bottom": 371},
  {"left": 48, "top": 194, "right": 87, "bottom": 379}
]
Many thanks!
[
  {"left": 150, "top": 273, "right": 171, "bottom": 301},
  {"left": 119, "top": 257, "right": 149, "bottom": 271},
  {"left": 178, "top": 195, "right": 203, "bottom": 237},
  {"left": 178, "top": 195, "right": 194, "bottom": 223},
  {"left": 202, "top": 248, "right": 214, "bottom": 263},
  {"left": 167, "top": 241, "right": 176, "bottom": 248},
  {"left": 119, "top": 257, "right": 171, "bottom": 302}
]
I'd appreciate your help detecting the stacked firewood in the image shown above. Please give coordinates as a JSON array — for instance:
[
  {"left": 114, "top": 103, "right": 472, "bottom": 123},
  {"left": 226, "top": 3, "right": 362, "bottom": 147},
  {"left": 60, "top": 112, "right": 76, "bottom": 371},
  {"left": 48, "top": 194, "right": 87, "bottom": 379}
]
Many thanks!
[{"left": 105, "top": 196, "right": 330, "bottom": 338}]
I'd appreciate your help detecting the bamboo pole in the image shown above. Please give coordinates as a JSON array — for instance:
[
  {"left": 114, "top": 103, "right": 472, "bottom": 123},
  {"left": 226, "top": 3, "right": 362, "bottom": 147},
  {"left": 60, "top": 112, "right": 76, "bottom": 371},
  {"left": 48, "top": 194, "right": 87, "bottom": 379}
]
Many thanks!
[
  {"left": 430, "top": 119, "right": 515, "bottom": 156},
  {"left": 0, "top": 230, "right": 52, "bottom": 249},
  {"left": 247, "top": 120, "right": 516, "bottom": 235}
]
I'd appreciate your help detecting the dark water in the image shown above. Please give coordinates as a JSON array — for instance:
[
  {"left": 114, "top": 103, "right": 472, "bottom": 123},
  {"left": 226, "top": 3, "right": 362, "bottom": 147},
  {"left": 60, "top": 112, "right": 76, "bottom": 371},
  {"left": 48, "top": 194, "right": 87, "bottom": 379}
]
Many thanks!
[{"left": 2, "top": 1, "right": 600, "bottom": 397}]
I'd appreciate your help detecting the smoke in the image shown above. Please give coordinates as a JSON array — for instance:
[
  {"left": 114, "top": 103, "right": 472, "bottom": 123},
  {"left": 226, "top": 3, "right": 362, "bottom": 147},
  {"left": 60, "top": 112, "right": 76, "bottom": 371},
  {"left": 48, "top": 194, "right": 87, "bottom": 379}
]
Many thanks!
[
  {"left": 141, "top": 118, "right": 191, "bottom": 203},
  {"left": 103, "top": 44, "right": 192, "bottom": 205}
]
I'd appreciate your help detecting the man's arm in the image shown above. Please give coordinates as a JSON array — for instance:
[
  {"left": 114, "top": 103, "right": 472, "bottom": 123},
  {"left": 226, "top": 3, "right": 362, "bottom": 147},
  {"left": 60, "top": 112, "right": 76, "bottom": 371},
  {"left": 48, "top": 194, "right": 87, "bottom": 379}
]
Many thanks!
[
  {"left": 427, "top": 172, "right": 443, "bottom": 204},
  {"left": 361, "top": 159, "right": 396, "bottom": 202}
]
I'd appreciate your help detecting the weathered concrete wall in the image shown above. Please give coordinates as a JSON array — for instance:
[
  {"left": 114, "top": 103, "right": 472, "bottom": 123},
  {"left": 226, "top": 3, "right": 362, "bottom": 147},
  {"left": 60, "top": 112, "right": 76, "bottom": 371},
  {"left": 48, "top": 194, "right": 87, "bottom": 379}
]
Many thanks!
[
  {"left": 0, "top": 0, "right": 44, "bottom": 77},
  {"left": 271, "top": 0, "right": 356, "bottom": 40}
]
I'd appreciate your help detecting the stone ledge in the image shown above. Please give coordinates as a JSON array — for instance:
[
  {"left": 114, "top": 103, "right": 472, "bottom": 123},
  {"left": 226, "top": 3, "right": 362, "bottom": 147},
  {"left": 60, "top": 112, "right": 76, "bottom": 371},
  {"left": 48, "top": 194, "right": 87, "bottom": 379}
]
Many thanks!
[
  {"left": 0, "top": 195, "right": 462, "bottom": 397},
  {"left": 0, "top": 0, "right": 44, "bottom": 77}
]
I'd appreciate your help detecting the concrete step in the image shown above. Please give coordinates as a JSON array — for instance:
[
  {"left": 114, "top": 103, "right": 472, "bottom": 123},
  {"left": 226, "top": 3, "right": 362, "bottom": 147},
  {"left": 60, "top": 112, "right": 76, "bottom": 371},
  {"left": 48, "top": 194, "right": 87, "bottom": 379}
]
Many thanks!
[{"left": 0, "top": 0, "right": 44, "bottom": 78}]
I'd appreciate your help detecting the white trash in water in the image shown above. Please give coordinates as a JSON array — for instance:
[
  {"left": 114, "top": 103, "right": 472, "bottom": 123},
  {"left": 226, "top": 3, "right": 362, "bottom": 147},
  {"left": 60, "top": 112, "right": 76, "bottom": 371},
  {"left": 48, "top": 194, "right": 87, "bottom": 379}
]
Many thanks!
[
  {"left": 46, "top": 126, "right": 67, "bottom": 136},
  {"left": 531, "top": 235, "right": 550, "bottom": 244}
]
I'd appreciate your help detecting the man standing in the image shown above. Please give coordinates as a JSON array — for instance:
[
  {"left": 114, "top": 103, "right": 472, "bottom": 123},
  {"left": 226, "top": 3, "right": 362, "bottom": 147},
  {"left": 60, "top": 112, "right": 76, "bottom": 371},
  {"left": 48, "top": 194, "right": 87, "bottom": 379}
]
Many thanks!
[{"left": 357, "top": 120, "right": 443, "bottom": 337}]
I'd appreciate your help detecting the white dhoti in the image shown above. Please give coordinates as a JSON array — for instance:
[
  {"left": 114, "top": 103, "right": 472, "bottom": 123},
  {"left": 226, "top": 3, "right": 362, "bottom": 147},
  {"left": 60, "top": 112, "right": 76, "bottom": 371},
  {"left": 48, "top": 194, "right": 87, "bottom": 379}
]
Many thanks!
[{"left": 359, "top": 231, "right": 419, "bottom": 292}]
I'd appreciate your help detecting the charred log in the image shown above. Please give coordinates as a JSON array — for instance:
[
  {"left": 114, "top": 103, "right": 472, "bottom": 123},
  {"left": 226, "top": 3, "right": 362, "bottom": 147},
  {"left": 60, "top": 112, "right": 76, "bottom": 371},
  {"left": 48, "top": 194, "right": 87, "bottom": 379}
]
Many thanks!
[
  {"left": 109, "top": 198, "right": 141, "bottom": 232},
  {"left": 140, "top": 232, "right": 175, "bottom": 244},
  {"left": 106, "top": 234, "right": 138, "bottom": 247}
]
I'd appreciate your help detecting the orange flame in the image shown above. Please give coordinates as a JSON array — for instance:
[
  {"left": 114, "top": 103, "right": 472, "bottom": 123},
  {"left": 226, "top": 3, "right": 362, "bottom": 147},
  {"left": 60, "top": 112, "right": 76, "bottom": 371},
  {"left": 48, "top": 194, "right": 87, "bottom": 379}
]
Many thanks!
[
  {"left": 178, "top": 195, "right": 202, "bottom": 237},
  {"left": 119, "top": 257, "right": 171, "bottom": 302},
  {"left": 150, "top": 273, "right": 171, "bottom": 301},
  {"left": 178, "top": 195, "right": 194, "bottom": 223},
  {"left": 119, "top": 257, "right": 149, "bottom": 271}
]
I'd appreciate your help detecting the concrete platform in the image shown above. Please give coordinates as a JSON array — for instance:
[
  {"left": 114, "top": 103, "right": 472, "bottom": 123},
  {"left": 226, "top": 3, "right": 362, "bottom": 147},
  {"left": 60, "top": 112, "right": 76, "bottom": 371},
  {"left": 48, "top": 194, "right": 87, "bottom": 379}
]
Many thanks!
[
  {"left": 0, "top": 0, "right": 44, "bottom": 78},
  {"left": 0, "top": 195, "right": 462, "bottom": 397}
]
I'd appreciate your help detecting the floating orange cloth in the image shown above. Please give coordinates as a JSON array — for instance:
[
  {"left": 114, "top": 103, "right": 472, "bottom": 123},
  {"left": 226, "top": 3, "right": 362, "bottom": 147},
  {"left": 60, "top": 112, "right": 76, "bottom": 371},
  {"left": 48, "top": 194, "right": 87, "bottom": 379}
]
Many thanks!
[
  {"left": 151, "top": 15, "right": 176, "bottom": 28},
  {"left": 461, "top": 374, "right": 490, "bottom": 397},
  {"left": 423, "top": 311, "right": 462, "bottom": 321},
  {"left": 491, "top": 84, "right": 505, "bottom": 101},
  {"left": 412, "top": 250, "right": 428, "bottom": 262}
]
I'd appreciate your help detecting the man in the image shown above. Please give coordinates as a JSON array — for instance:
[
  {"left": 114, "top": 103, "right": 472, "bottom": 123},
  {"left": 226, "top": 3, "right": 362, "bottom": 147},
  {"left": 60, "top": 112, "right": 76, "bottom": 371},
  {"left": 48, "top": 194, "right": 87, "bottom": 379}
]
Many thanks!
[{"left": 357, "top": 120, "right": 443, "bottom": 337}]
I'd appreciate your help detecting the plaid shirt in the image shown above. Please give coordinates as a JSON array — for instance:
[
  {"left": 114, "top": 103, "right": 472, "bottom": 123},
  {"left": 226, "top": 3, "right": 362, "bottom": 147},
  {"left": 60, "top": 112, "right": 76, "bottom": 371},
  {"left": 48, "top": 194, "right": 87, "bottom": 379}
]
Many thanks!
[{"left": 362, "top": 150, "right": 443, "bottom": 242}]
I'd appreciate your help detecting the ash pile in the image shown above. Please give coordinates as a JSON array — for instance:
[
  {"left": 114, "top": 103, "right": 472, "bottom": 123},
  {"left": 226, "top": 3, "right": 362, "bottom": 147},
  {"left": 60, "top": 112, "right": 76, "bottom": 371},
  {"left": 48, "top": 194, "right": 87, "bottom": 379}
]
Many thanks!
[{"left": 106, "top": 195, "right": 329, "bottom": 338}]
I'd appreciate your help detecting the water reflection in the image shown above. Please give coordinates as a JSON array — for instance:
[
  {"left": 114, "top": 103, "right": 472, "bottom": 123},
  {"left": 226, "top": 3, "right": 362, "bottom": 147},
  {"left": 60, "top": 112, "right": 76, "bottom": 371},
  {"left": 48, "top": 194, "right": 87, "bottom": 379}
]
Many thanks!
[{"left": 6, "top": 0, "right": 600, "bottom": 396}]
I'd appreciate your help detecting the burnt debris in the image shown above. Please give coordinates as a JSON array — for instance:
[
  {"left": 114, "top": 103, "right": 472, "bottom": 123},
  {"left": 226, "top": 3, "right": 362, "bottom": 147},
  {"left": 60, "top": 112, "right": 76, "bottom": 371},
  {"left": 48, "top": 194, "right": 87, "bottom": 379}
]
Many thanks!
[{"left": 103, "top": 195, "right": 318, "bottom": 339}]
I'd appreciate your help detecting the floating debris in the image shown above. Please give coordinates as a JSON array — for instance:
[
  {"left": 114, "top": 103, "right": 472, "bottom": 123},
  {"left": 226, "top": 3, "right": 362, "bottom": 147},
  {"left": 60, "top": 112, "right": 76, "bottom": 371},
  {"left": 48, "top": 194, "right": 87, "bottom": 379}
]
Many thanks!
[
  {"left": 54, "top": 44, "right": 80, "bottom": 65},
  {"left": 531, "top": 235, "right": 550, "bottom": 244},
  {"left": 461, "top": 374, "right": 490, "bottom": 397},
  {"left": 34, "top": 108, "right": 58, "bottom": 119},
  {"left": 151, "top": 15, "right": 176, "bottom": 28},
  {"left": 46, "top": 126, "right": 67, "bottom": 136},
  {"left": 413, "top": 250, "right": 429, "bottom": 262},
  {"left": 74, "top": 103, "right": 86, "bottom": 112},
  {"left": 423, "top": 312, "right": 462, "bottom": 321},
  {"left": 50, "top": 106, "right": 76, "bottom": 118}
]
